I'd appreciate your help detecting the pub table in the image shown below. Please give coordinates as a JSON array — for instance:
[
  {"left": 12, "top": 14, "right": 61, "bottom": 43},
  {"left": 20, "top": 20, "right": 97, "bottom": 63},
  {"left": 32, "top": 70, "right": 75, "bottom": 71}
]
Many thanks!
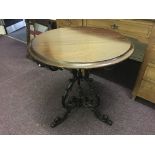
[{"left": 28, "top": 27, "right": 134, "bottom": 127}]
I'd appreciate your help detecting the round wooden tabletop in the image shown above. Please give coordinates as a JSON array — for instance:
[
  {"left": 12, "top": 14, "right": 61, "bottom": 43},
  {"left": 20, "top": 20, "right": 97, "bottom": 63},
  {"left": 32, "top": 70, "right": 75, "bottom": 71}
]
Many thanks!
[{"left": 29, "top": 27, "right": 134, "bottom": 69}]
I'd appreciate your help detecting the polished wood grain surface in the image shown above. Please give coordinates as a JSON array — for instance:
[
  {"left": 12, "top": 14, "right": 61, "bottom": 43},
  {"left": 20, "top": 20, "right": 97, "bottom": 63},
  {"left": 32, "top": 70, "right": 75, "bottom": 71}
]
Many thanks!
[{"left": 29, "top": 27, "right": 134, "bottom": 69}]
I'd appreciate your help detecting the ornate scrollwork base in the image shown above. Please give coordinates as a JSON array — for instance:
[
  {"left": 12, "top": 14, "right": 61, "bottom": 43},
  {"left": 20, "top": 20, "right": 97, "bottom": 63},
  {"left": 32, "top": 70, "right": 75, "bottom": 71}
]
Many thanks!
[{"left": 50, "top": 69, "right": 113, "bottom": 128}]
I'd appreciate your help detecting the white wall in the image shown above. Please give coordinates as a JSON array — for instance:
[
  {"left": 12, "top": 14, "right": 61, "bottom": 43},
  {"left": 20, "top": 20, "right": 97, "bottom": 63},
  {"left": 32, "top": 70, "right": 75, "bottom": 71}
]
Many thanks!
[{"left": 0, "top": 26, "right": 6, "bottom": 35}]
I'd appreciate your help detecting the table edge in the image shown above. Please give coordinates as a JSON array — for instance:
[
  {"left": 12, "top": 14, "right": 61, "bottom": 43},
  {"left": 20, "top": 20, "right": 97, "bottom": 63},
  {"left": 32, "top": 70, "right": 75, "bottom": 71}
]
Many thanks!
[{"left": 28, "top": 42, "right": 134, "bottom": 69}]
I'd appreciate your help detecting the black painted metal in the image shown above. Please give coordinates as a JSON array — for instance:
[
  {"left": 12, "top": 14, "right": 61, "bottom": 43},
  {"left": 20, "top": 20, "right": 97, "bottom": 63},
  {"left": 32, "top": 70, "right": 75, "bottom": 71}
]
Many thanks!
[{"left": 50, "top": 69, "right": 113, "bottom": 128}]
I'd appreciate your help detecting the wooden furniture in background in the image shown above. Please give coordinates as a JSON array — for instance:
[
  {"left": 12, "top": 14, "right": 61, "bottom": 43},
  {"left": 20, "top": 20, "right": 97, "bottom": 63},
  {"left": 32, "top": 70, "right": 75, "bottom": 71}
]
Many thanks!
[
  {"left": 26, "top": 19, "right": 57, "bottom": 45},
  {"left": 135, "top": 26, "right": 155, "bottom": 102},
  {"left": 56, "top": 19, "right": 155, "bottom": 104},
  {"left": 56, "top": 19, "right": 83, "bottom": 28}
]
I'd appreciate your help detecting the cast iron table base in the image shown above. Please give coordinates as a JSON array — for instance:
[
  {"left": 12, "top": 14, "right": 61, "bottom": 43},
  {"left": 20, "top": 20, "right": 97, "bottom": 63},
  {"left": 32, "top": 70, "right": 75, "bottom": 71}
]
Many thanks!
[{"left": 50, "top": 69, "right": 113, "bottom": 128}]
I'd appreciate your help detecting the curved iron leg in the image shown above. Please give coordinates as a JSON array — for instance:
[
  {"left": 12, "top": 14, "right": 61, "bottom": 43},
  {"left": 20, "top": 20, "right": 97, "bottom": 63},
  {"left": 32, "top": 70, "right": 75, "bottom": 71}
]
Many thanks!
[
  {"left": 51, "top": 77, "right": 77, "bottom": 128},
  {"left": 50, "top": 109, "right": 70, "bottom": 128},
  {"left": 93, "top": 109, "right": 113, "bottom": 126},
  {"left": 62, "top": 78, "right": 77, "bottom": 108},
  {"left": 85, "top": 77, "right": 113, "bottom": 126}
]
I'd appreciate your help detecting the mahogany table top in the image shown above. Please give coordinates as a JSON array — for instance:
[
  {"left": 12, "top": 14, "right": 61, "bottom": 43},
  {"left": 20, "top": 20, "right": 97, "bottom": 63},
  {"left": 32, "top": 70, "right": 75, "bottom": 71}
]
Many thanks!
[{"left": 29, "top": 27, "right": 134, "bottom": 69}]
